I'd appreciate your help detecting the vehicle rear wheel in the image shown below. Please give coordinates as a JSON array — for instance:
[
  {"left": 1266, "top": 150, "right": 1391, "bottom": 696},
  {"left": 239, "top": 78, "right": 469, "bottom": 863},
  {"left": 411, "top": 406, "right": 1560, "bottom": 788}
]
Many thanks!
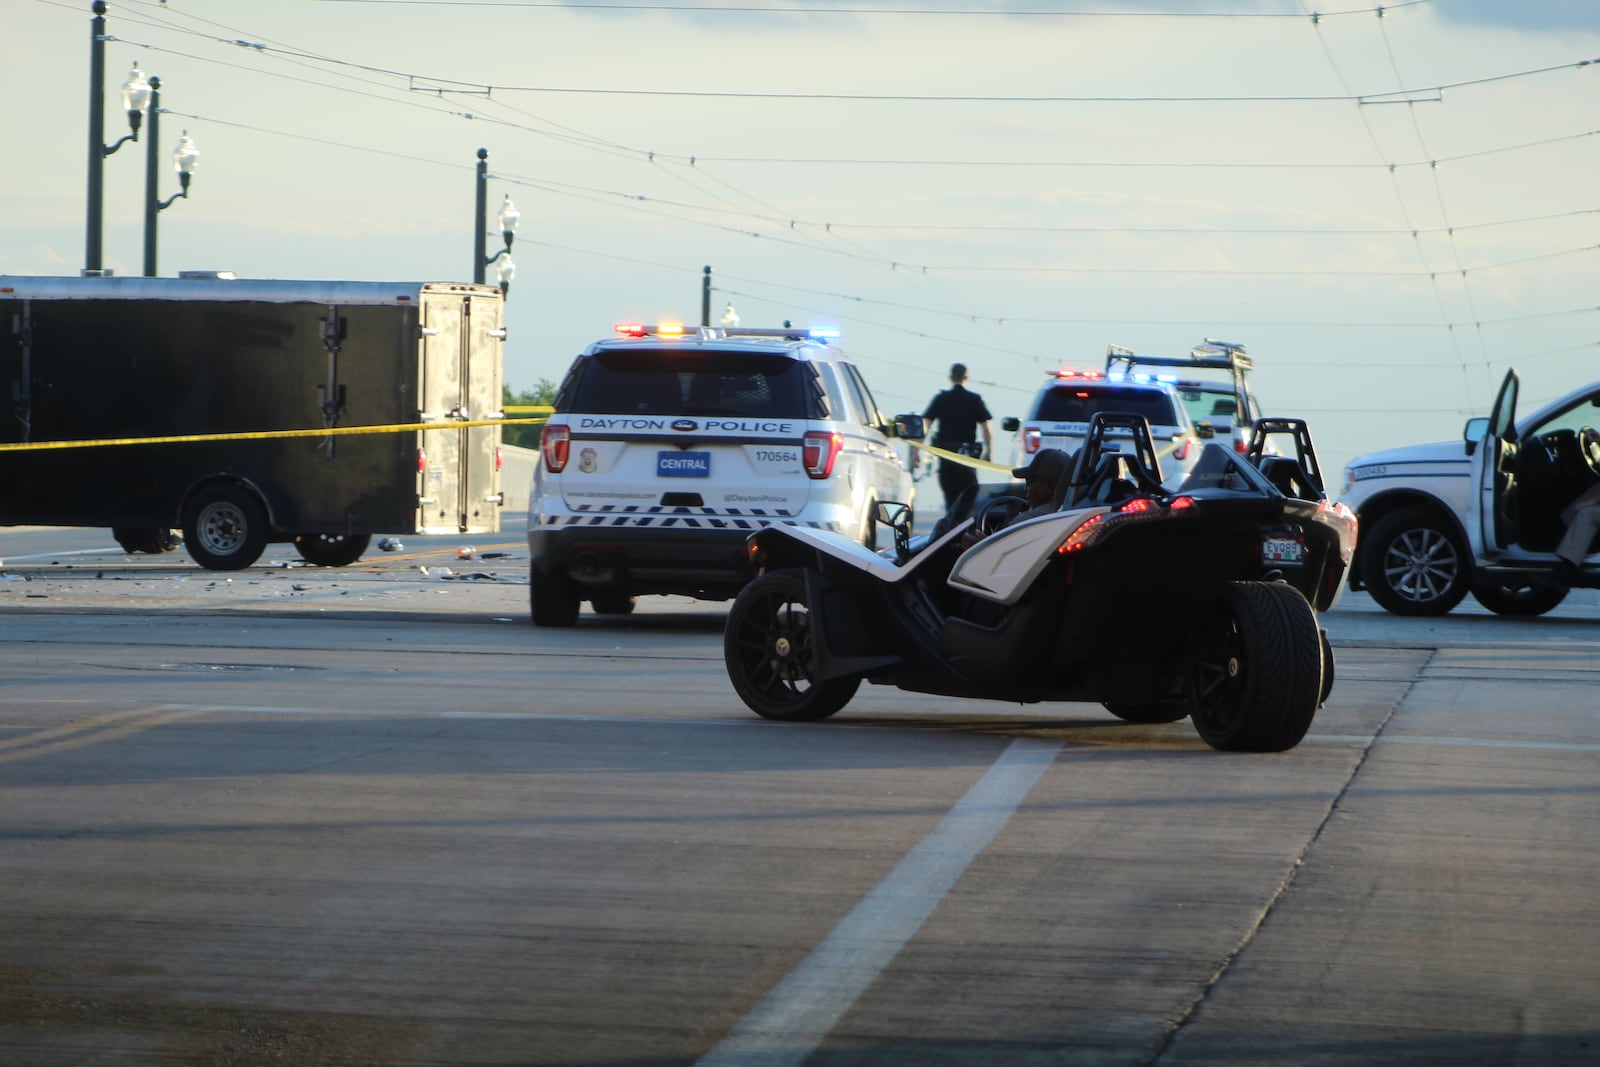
[
  {"left": 293, "top": 533, "right": 370, "bottom": 567},
  {"left": 112, "top": 527, "right": 181, "bottom": 555},
  {"left": 1360, "top": 506, "right": 1470, "bottom": 616},
  {"left": 530, "top": 568, "right": 580, "bottom": 627},
  {"left": 590, "top": 591, "right": 637, "bottom": 615},
  {"left": 1101, "top": 701, "right": 1189, "bottom": 724},
  {"left": 1188, "top": 581, "right": 1322, "bottom": 752},
  {"left": 724, "top": 569, "right": 859, "bottom": 721},
  {"left": 1470, "top": 579, "right": 1566, "bottom": 617},
  {"left": 181, "top": 486, "right": 268, "bottom": 571}
]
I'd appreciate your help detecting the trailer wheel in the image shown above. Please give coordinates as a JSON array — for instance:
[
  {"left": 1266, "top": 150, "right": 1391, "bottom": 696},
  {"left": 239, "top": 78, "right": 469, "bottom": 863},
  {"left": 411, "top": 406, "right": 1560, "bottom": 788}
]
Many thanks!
[
  {"left": 112, "top": 528, "right": 182, "bottom": 555},
  {"left": 530, "top": 569, "right": 580, "bottom": 627},
  {"left": 724, "top": 569, "right": 859, "bottom": 721},
  {"left": 293, "top": 533, "right": 371, "bottom": 568},
  {"left": 1101, "top": 701, "right": 1189, "bottom": 724},
  {"left": 1187, "top": 581, "right": 1321, "bottom": 752},
  {"left": 182, "top": 486, "right": 268, "bottom": 571}
]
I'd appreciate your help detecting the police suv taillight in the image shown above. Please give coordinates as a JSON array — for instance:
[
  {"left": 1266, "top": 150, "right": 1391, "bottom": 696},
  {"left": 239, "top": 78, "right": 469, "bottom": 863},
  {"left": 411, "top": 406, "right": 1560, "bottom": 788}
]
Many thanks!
[
  {"left": 541, "top": 423, "right": 571, "bottom": 473},
  {"left": 1023, "top": 427, "right": 1041, "bottom": 455},
  {"left": 803, "top": 430, "right": 843, "bottom": 479}
]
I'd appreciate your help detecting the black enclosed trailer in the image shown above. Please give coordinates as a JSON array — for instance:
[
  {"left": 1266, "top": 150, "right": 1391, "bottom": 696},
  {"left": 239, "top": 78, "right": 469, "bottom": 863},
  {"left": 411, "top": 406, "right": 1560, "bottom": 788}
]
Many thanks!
[{"left": 0, "top": 274, "right": 504, "bottom": 569}]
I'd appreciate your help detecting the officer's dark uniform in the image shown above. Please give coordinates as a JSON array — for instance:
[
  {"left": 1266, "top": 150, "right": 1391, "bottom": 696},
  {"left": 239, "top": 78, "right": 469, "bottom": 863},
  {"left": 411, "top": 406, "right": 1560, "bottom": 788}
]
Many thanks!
[{"left": 923, "top": 383, "right": 993, "bottom": 509}]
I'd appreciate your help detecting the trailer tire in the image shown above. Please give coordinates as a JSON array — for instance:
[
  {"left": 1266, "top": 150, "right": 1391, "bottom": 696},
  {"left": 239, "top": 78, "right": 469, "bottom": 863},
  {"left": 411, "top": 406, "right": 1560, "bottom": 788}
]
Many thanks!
[
  {"left": 294, "top": 533, "right": 371, "bottom": 568},
  {"left": 182, "top": 486, "right": 268, "bottom": 571},
  {"left": 531, "top": 569, "right": 580, "bottom": 627},
  {"left": 590, "top": 592, "right": 637, "bottom": 615}
]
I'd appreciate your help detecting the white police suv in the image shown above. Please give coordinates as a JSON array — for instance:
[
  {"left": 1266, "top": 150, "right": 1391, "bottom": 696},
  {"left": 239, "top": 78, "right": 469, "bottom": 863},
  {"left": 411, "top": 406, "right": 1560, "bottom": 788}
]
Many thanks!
[
  {"left": 1001, "top": 367, "right": 1204, "bottom": 483},
  {"left": 528, "top": 322, "right": 914, "bottom": 626}
]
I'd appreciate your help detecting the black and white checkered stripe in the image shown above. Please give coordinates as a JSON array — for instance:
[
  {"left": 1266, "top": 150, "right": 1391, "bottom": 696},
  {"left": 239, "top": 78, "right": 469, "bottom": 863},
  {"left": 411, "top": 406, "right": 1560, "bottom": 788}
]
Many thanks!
[{"left": 543, "top": 503, "right": 839, "bottom": 532}]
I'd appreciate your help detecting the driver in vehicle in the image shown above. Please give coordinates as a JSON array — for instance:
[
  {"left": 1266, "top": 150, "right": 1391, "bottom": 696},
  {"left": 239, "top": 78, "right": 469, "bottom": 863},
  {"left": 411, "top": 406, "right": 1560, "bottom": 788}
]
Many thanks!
[{"left": 959, "top": 448, "right": 1075, "bottom": 546}]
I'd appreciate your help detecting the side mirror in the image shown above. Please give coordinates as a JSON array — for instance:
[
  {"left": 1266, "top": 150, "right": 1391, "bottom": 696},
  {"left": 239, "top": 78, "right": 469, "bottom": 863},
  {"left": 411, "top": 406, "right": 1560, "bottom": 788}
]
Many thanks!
[
  {"left": 1463, "top": 415, "right": 1489, "bottom": 456},
  {"left": 892, "top": 413, "right": 925, "bottom": 441},
  {"left": 1194, "top": 422, "right": 1216, "bottom": 440},
  {"left": 1001, "top": 416, "right": 1020, "bottom": 433}
]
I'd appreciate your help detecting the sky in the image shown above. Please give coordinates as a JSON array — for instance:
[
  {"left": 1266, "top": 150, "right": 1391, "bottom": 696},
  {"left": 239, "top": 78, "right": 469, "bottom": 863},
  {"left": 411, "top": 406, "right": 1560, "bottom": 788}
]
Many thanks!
[{"left": 7, "top": 0, "right": 1599, "bottom": 486}]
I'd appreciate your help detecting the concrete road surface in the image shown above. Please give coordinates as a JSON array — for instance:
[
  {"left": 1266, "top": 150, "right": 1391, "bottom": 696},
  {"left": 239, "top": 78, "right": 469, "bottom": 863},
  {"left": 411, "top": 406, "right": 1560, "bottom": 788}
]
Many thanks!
[{"left": 0, "top": 529, "right": 1597, "bottom": 1065}]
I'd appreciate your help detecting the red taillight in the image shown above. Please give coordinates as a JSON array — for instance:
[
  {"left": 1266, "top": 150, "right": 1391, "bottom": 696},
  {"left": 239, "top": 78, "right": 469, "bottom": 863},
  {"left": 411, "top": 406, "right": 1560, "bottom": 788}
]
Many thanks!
[
  {"left": 1233, "top": 437, "right": 1249, "bottom": 454},
  {"left": 541, "top": 423, "right": 571, "bottom": 472},
  {"left": 416, "top": 448, "right": 427, "bottom": 474},
  {"left": 495, "top": 446, "right": 503, "bottom": 472},
  {"left": 802, "top": 430, "right": 843, "bottom": 479},
  {"left": 1023, "top": 427, "right": 1041, "bottom": 455}
]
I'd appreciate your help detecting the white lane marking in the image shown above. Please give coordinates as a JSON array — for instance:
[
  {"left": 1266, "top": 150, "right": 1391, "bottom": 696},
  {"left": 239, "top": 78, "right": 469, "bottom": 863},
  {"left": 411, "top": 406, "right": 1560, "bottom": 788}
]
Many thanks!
[{"left": 695, "top": 737, "right": 1061, "bottom": 1067}]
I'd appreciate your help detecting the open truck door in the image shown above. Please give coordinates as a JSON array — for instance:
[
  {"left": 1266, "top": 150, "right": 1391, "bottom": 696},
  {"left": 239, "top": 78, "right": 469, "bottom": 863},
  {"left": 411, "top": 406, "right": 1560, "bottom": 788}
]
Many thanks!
[
  {"left": 1467, "top": 368, "right": 1520, "bottom": 556},
  {"left": 417, "top": 285, "right": 503, "bottom": 535}
]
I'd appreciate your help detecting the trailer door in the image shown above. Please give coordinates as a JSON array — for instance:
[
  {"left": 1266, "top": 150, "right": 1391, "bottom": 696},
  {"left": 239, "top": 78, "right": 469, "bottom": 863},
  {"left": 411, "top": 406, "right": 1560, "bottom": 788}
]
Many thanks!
[{"left": 417, "top": 287, "right": 503, "bottom": 534}]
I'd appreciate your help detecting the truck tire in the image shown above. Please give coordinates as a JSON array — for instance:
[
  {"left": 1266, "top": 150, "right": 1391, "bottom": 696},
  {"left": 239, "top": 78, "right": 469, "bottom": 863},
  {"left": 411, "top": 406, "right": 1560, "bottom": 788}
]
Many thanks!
[
  {"left": 1360, "top": 505, "right": 1470, "bottom": 616},
  {"left": 293, "top": 533, "right": 371, "bottom": 568},
  {"left": 182, "top": 486, "right": 268, "bottom": 571},
  {"left": 112, "top": 528, "right": 181, "bottom": 555},
  {"left": 530, "top": 569, "right": 580, "bottom": 627},
  {"left": 1470, "top": 580, "right": 1566, "bottom": 617},
  {"left": 1188, "top": 581, "right": 1321, "bottom": 752},
  {"left": 724, "top": 569, "right": 860, "bottom": 721}
]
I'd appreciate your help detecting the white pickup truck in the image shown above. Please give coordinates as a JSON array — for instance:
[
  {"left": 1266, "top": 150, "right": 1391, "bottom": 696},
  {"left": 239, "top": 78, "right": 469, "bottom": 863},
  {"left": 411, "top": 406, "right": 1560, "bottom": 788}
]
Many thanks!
[{"left": 1340, "top": 368, "right": 1600, "bottom": 616}]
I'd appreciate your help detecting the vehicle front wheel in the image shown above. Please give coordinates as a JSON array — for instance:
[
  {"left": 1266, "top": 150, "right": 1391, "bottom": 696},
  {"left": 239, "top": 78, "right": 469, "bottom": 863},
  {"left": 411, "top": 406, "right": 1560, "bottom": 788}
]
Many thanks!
[
  {"left": 112, "top": 527, "right": 181, "bottom": 555},
  {"left": 293, "top": 532, "right": 371, "bottom": 567},
  {"left": 530, "top": 568, "right": 580, "bottom": 627},
  {"left": 1101, "top": 701, "right": 1189, "bottom": 724},
  {"left": 1360, "top": 506, "right": 1471, "bottom": 616},
  {"left": 1470, "top": 580, "right": 1566, "bottom": 617},
  {"left": 1188, "top": 581, "right": 1322, "bottom": 752},
  {"left": 182, "top": 486, "right": 268, "bottom": 571},
  {"left": 724, "top": 569, "right": 859, "bottom": 721}
]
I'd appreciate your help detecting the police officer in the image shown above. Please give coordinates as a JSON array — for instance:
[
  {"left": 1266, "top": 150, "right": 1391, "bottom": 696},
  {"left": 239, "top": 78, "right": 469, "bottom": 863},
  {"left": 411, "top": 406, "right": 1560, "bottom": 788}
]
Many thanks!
[{"left": 923, "top": 363, "right": 994, "bottom": 510}]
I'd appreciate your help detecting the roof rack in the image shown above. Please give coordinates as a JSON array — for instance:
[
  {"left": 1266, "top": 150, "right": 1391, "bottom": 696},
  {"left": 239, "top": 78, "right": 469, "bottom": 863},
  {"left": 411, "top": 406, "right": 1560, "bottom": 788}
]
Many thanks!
[{"left": 1105, "top": 340, "right": 1253, "bottom": 378}]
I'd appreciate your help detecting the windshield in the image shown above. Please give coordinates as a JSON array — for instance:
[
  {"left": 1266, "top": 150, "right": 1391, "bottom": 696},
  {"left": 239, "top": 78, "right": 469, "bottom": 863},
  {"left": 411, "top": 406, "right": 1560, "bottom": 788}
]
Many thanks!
[
  {"left": 1037, "top": 384, "right": 1180, "bottom": 426},
  {"left": 564, "top": 349, "right": 821, "bottom": 418}
]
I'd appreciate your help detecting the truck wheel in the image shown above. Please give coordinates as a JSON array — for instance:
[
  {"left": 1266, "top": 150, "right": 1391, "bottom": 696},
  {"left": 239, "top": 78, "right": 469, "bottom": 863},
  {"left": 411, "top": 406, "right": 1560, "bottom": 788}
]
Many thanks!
[
  {"left": 1360, "top": 506, "right": 1470, "bottom": 616},
  {"left": 590, "top": 592, "right": 636, "bottom": 615},
  {"left": 1101, "top": 701, "right": 1189, "bottom": 724},
  {"left": 724, "top": 569, "right": 859, "bottom": 721},
  {"left": 182, "top": 486, "right": 268, "bottom": 571},
  {"left": 112, "top": 528, "right": 181, "bottom": 555},
  {"left": 293, "top": 533, "right": 371, "bottom": 568},
  {"left": 530, "top": 569, "right": 580, "bottom": 627},
  {"left": 1188, "top": 581, "right": 1322, "bottom": 752},
  {"left": 1470, "top": 580, "right": 1566, "bottom": 617}
]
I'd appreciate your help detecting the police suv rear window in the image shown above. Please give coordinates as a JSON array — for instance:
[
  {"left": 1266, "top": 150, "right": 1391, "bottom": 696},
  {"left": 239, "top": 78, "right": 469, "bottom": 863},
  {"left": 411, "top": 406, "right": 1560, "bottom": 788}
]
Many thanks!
[
  {"left": 564, "top": 350, "right": 821, "bottom": 419},
  {"left": 1036, "top": 385, "right": 1177, "bottom": 425}
]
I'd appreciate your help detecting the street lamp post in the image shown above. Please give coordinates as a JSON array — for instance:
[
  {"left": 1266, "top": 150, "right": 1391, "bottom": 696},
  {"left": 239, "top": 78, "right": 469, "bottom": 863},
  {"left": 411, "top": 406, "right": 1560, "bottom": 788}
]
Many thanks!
[
  {"left": 472, "top": 148, "right": 518, "bottom": 295},
  {"left": 142, "top": 75, "right": 199, "bottom": 276},
  {"left": 85, "top": 2, "right": 150, "bottom": 275}
]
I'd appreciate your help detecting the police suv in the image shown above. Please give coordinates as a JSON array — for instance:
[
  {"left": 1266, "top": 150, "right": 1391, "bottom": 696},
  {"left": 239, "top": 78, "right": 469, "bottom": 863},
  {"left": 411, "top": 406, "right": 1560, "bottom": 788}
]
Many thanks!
[
  {"left": 1001, "top": 368, "right": 1205, "bottom": 482},
  {"left": 528, "top": 322, "right": 913, "bottom": 626}
]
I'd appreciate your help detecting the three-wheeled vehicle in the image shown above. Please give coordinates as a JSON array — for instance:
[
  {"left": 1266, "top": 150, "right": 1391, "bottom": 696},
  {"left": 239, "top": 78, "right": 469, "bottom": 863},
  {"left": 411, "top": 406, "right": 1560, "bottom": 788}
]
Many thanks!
[{"left": 722, "top": 413, "right": 1357, "bottom": 752}]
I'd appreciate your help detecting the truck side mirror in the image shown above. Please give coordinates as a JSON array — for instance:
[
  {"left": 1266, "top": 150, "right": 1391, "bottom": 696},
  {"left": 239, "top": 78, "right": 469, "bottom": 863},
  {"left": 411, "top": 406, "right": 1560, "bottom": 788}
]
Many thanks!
[
  {"left": 892, "top": 413, "right": 926, "bottom": 441},
  {"left": 1463, "top": 416, "right": 1489, "bottom": 456},
  {"left": 1001, "top": 416, "right": 1020, "bottom": 433},
  {"left": 1194, "top": 422, "right": 1216, "bottom": 440}
]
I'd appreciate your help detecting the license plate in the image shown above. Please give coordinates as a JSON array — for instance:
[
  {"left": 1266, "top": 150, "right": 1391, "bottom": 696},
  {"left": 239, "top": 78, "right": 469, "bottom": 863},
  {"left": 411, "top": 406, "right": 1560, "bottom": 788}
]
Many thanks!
[
  {"left": 1263, "top": 536, "right": 1303, "bottom": 563},
  {"left": 658, "top": 451, "right": 711, "bottom": 478}
]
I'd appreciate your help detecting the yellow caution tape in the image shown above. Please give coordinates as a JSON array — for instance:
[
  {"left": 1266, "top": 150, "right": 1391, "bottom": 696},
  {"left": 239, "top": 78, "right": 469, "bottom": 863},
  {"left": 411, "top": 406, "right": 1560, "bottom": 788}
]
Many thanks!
[
  {"left": 0, "top": 417, "right": 546, "bottom": 453},
  {"left": 910, "top": 442, "right": 1017, "bottom": 475}
]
